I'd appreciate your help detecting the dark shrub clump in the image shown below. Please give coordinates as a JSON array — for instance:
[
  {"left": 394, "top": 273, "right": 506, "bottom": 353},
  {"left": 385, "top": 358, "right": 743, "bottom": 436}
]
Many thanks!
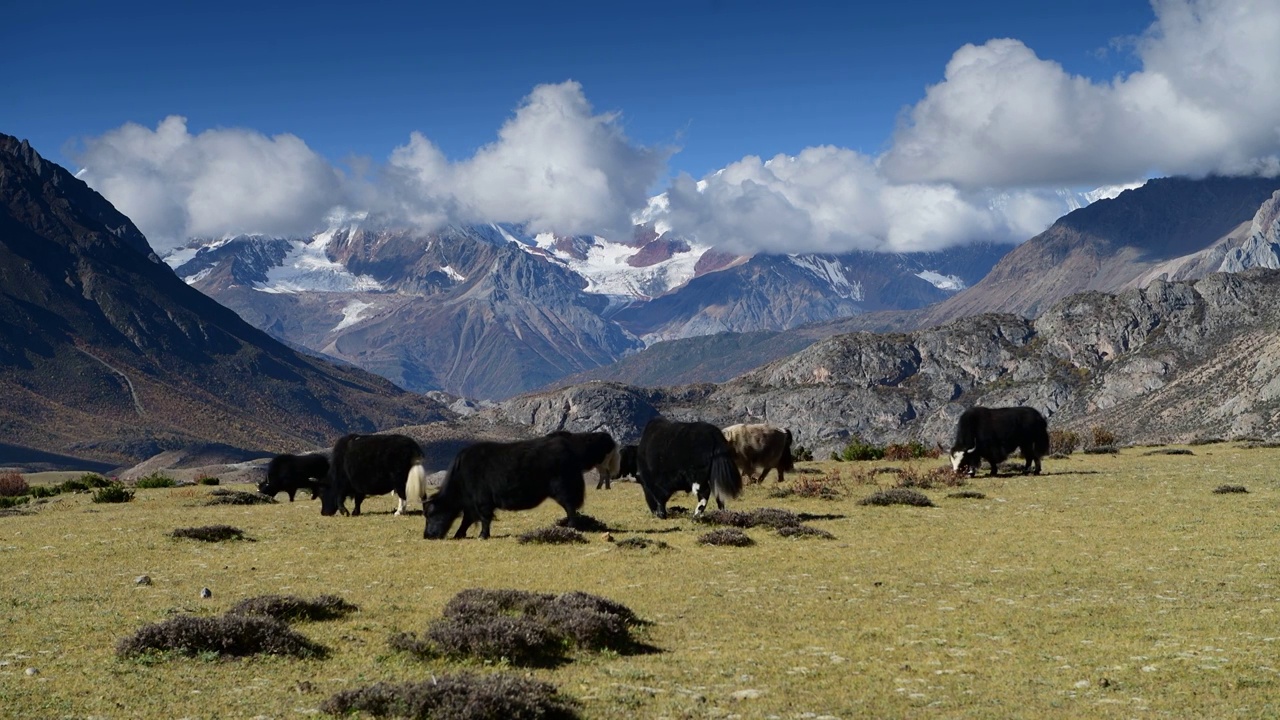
[
  {"left": 419, "top": 615, "right": 565, "bottom": 665},
  {"left": 554, "top": 513, "right": 610, "bottom": 532},
  {"left": 0, "top": 472, "right": 29, "bottom": 497},
  {"left": 777, "top": 525, "right": 835, "bottom": 539},
  {"left": 947, "top": 491, "right": 987, "bottom": 500},
  {"left": 92, "top": 485, "right": 134, "bottom": 504},
  {"left": 0, "top": 495, "right": 31, "bottom": 510},
  {"left": 195, "top": 474, "right": 221, "bottom": 486},
  {"left": 227, "top": 594, "right": 358, "bottom": 622},
  {"left": 696, "top": 529, "right": 754, "bottom": 547},
  {"left": 1049, "top": 430, "right": 1080, "bottom": 455},
  {"left": 858, "top": 488, "right": 936, "bottom": 507},
  {"left": 613, "top": 537, "right": 671, "bottom": 551},
  {"left": 134, "top": 473, "right": 177, "bottom": 489},
  {"left": 1142, "top": 448, "right": 1194, "bottom": 456},
  {"left": 116, "top": 614, "right": 327, "bottom": 659},
  {"left": 171, "top": 525, "right": 250, "bottom": 543},
  {"left": 204, "top": 489, "right": 276, "bottom": 505},
  {"left": 1213, "top": 485, "right": 1248, "bottom": 494},
  {"left": 518, "top": 526, "right": 588, "bottom": 545},
  {"left": 696, "top": 507, "right": 800, "bottom": 529},
  {"left": 319, "top": 673, "right": 580, "bottom": 720}
]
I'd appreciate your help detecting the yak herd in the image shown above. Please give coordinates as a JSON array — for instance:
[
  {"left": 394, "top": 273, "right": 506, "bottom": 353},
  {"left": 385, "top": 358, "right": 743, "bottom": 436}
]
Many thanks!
[{"left": 258, "top": 405, "right": 1050, "bottom": 539}]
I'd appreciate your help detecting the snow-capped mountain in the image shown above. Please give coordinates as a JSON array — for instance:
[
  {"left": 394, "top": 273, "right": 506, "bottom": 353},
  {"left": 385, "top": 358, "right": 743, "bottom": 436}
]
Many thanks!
[{"left": 166, "top": 219, "right": 1004, "bottom": 399}]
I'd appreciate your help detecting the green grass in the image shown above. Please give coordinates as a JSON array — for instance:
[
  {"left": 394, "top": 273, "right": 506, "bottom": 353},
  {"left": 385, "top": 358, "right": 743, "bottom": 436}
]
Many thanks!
[{"left": 1, "top": 446, "right": 1279, "bottom": 718}]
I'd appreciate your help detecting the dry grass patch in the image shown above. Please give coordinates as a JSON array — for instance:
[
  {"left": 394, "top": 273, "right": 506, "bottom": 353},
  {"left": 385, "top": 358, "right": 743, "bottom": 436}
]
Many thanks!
[{"left": 319, "top": 673, "right": 580, "bottom": 720}]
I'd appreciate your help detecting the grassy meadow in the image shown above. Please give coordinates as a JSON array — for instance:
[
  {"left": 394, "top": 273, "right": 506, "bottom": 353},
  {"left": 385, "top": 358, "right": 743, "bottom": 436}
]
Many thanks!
[{"left": 2, "top": 444, "right": 1279, "bottom": 719}]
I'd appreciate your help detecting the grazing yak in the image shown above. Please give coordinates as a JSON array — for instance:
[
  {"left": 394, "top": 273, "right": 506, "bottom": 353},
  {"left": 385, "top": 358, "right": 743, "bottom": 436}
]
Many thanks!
[
  {"left": 636, "top": 418, "right": 743, "bottom": 518},
  {"left": 722, "top": 423, "right": 795, "bottom": 483},
  {"left": 950, "top": 406, "right": 1050, "bottom": 477},
  {"left": 548, "top": 430, "right": 622, "bottom": 490},
  {"left": 420, "top": 432, "right": 618, "bottom": 539},
  {"left": 259, "top": 452, "right": 329, "bottom": 501},
  {"left": 598, "top": 444, "right": 639, "bottom": 489},
  {"left": 321, "top": 433, "right": 426, "bottom": 517}
]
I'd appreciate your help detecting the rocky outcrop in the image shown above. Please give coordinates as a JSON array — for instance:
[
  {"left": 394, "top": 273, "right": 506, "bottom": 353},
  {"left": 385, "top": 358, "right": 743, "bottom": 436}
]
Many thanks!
[{"left": 496, "top": 269, "right": 1280, "bottom": 455}]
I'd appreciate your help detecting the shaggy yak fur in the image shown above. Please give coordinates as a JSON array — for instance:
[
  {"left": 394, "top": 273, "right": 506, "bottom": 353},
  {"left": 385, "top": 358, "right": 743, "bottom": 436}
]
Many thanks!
[
  {"left": 721, "top": 423, "right": 796, "bottom": 483},
  {"left": 422, "top": 433, "right": 617, "bottom": 539},
  {"left": 636, "top": 417, "right": 743, "bottom": 518},
  {"left": 547, "top": 430, "right": 622, "bottom": 490},
  {"left": 600, "top": 444, "right": 639, "bottom": 489},
  {"left": 259, "top": 452, "right": 329, "bottom": 501},
  {"left": 321, "top": 433, "right": 425, "bottom": 517},
  {"left": 949, "top": 406, "right": 1050, "bottom": 477}
]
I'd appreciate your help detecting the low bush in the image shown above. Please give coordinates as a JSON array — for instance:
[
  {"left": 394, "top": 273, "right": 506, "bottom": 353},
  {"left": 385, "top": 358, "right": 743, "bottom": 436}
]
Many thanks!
[
  {"left": 134, "top": 473, "right": 177, "bottom": 489},
  {"left": 1142, "top": 448, "right": 1194, "bottom": 456},
  {"left": 1049, "top": 430, "right": 1080, "bottom": 455},
  {"left": 1083, "top": 446, "right": 1119, "bottom": 455},
  {"left": 204, "top": 489, "right": 276, "bottom": 505},
  {"left": 171, "top": 525, "right": 250, "bottom": 543},
  {"left": 319, "top": 673, "right": 580, "bottom": 720},
  {"left": 884, "top": 441, "right": 931, "bottom": 461},
  {"left": 92, "top": 485, "right": 134, "bottom": 504},
  {"left": 227, "top": 594, "right": 359, "bottom": 622},
  {"left": 791, "top": 444, "right": 815, "bottom": 462},
  {"left": 1089, "top": 426, "right": 1118, "bottom": 449},
  {"left": 554, "top": 513, "right": 609, "bottom": 532},
  {"left": 777, "top": 525, "right": 835, "bottom": 539},
  {"left": 196, "top": 475, "right": 221, "bottom": 486},
  {"left": 1213, "top": 485, "right": 1248, "bottom": 494},
  {"left": 895, "top": 464, "right": 966, "bottom": 489},
  {"left": 116, "top": 614, "right": 327, "bottom": 659},
  {"left": 0, "top": 495, "right": 31, "bottom": 510},
  {"left": 779, "top": 470, "right": 847, "bottom": 499},
  {"left": 947, "top": 491, "right": 988, "bottom": 499},
  {"left": 518, "top": 526, "right": 588, "bottom": 545},
  {"left": 695, "top": 507, "right": 800, "bottom": 529},
  {"left": 0, "top": 472, "right": 28, "bottom": 497},
  {"left": 28, "top": 485, "right": 59, "bottom": 499},
  {"left": 696, "top": 529, "right": 754, "bottom": 547},
  {"left": 613, "top": 537, "right": 671, "bottom": 551},
  {"left": 857, "top": 488, "right": 936, "bottom": 507},
  {"left": 840, "top": 436, "right": 885, "bottom": 462}
]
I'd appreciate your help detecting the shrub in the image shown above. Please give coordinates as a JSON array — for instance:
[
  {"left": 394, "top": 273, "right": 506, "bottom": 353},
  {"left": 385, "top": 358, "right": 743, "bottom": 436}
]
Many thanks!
[
  {"left": 696, "top": 507, "right": 800, "bottom": 529},
  {"left": 58, "top": 477, "right": 91, "bottom": 493},
  {"left": 785, "top": 470, "right": 848, "bottom": 499},
  {"left": 28, "top": 485, "right": 59, "bottom": 498},
  {"left": 613, "top": 537, "right": 671, "bottom": 551},
  {"left": 1142, "top": 448, "right": 1194, "bottom": 456},
  {"left": 227, "top": 594, "right": 358, "bottom": 622},
  {"left": 791, "top": 444, "right": 815, "bottom": 462},
  {"left": 884, "top": 441, "right": 930, "bottom": 461},
  {"left": 857, "top": 488, "right": 935, "bottom": 507},
  {"left": 0, "top": 472, "right": 28, "bottom": 497},
  {"left": 319, "top": 673, "right": 581, "bottom": 720},
  {"left": 1213, "top": 485, "right": 1248, "bottom": 494},
  {"left": 0, "top": 496, "right": 31, "bottom": 510},
  {"left": 204, "top": 489, "right": 276, "bottom": 505},
  {"left": 777, "top": 525, "right": 835, "bottom": 539},
  {"left": 1083, "top": 446, "right": 1119, "bottom": 455},
  {"left": 116, "top": 614, "right": 327, "bottom": 659},
  {"left": 171, "top": 525, "right": 250, "bottom": 542},
  {"left": 518, "top": 526, "right": 588, "bottom": 545},
  {"left": 92, "top": 485, "right": 134, "bottom": 504},
  {"left": 840, "top": 436, "right": 885, "bottom": 461},
  {"left": 1089, "top": 426, "right": 1118, "bottom": 449},
  {"left": 1049, "top": 430, "right": 1080, "bottom": 455},
  {"left": 895, "top": 464, "right": 966, "bottom": 489},
  {"left": 947, "top": 491, "right": 987, "bottom": 499},
  {"left": 554, "top": 513, "right": 609, "bottom": 532},
  {"left": 196, "top": 475, "right": 221, "bottom": 486},
  {"left": 696, "top": 529, "right": 754, "bottom": 547},
  {"left": 134, "top": 473, "right": 176, "bottom": 489}
]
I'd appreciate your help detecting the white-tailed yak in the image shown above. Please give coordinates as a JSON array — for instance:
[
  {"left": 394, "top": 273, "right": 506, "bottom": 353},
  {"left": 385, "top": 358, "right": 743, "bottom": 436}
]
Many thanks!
[{"left": 320, "top": 433, "right": 426, "bottom": 517}]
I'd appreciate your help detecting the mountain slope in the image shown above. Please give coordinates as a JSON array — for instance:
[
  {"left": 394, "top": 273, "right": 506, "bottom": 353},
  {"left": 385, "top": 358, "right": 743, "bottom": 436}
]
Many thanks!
[{"left": 0, "top": 134, "right": 451, "bottom": 466}]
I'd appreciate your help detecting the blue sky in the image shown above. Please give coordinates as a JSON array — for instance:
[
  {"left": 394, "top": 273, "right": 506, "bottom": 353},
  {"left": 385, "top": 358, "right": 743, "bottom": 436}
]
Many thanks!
[{"left": 5, "top": 0, "right": 1279, "bottom": 254}]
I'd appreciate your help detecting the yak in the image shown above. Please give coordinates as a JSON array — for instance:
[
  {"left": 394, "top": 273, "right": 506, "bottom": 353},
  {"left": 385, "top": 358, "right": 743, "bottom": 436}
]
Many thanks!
[
  {"left": 259, "top": 452, "right": 329, "bottom": 501},
  {"left": 420, "top": 432, "right": 617, "bottom": 539},
  {"left": 636, "top": 418, "right": 742, "bottom": 518},
  {"left": 320, "top": 433, "right": 426, "bottom": 517},
  {"left": 722, "top": 423, "right": 795, "bottom": 483},
  {"left": 950, "top": 406, "right": 1050, "bottom": 477}
]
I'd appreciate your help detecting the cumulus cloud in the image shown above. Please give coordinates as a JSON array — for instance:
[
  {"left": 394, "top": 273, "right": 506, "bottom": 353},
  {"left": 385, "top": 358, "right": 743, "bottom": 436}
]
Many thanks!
[
  {"left": 76, "top": 82, "right": 669, "bottom": 252},
  {"left": 385, "top": 81, "right": 669, "bottom": 237},
  {"left": 656, "top": 146, "right": 1071, "bottom": 253},
  {"left": 74, "top": 117, "right": 347, "bottom": 252},
  {"left": 881, "top": 0, "right": 1280, "bottom": 187}
]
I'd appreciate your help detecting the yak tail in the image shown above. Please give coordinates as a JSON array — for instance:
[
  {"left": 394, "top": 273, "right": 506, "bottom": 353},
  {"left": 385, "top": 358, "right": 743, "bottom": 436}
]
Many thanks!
[
  {"left": 710, "top": 449, "right": 743, "bottom": 502},
  {"left": 405, "top": 461, "right": 428, "bottom": 502}
]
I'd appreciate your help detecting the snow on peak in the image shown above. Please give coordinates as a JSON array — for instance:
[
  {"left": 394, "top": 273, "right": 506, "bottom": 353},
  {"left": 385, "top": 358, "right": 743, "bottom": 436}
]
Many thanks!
[
  {"left": 257, "top": 237, "right": 384, "bottom": 294},
  {"left": 440, "top": 265, "right": 466, "bottom": 282},
  {"left": 333, "top": 300, "right": 376, "bottom": 331},
  {"left": 1084, "top": 181, "right": 1146, "bottom": 204},
  {"left": 788, "top": 255, "right": 863, "bottom": 301},
  {"left": 916, "top": 270, "right": 966, "bottom": 291}
]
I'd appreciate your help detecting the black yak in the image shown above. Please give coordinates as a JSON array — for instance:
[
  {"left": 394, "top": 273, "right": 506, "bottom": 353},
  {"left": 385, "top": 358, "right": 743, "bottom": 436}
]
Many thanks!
[
  {"left": 259, "top": 453, "right": 329, "bottom": 501},
  {"left": 320, "top": 433, "right": 425, "bottom": 517},
  {"left": 950, "top": 406, "right": 1050, "bottom": 477},
  {"left": 636, "top": 418, "right": 742, "bottom": 518}
]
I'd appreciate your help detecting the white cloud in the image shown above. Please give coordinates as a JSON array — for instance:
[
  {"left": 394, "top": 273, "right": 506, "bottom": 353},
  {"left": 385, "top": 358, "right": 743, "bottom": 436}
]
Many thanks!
[
  {"left": 881, "top": 0, "right": 1280, "bottom": 187},
  {"left": 385, "top": 81, "right": 669, "bottom": 237},
  {"left": 74, "top": 117, "right": 346, "bottom": 252}
]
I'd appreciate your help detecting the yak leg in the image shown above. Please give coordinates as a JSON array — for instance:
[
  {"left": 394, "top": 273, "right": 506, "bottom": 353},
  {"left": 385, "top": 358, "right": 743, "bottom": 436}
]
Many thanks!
[
  {"left": 286, "top": 488, "right": 297, "bottom": 502},
  {"left": 394, "top": 493, "right": 407, "bottom": 516},
  {"left": 692, "top": 482, "right": 709, "bottom": 517},
  {"left": 988, "top": 458, "right": 1000, "bottom": 477},
  {"left": 640, "top": 483, "right": 666, "bottom": 519},
  {"left": 453, "top": 511, "right": 474, "bottom": 539},
  {"left": 479, "top": 510, "right": 495, "bottom": 540},
  {"left": 351, "top": 495, "right": 365, "bottom": 516}
]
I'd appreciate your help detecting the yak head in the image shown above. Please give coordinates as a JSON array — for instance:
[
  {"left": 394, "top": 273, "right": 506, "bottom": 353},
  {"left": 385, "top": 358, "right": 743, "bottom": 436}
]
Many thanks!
[
  {"left": 950, "top": 446, "right": 976, "bottom": 472},
  {"left": 423, "top": 492, "right": 459, "bottom": 539}
]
